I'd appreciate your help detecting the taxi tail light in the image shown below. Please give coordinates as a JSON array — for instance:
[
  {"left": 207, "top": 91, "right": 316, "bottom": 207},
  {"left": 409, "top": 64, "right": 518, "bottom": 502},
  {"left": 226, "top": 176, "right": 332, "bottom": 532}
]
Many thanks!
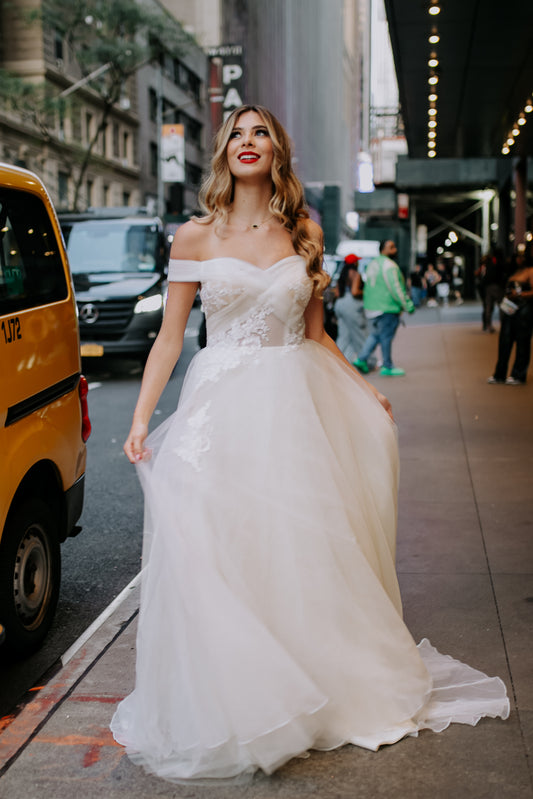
[{"left": 78, "top": 375, "right": 92, "bottom": 442}]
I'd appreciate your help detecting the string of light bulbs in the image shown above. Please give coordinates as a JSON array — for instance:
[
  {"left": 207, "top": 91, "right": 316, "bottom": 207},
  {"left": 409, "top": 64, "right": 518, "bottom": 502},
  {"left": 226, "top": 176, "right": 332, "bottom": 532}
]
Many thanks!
[
  {"left": 427, "top": 2, "right": 441, "bottom": 158},
  {"left": 501, "top": 98, "right": 533, "bottom": 155}
]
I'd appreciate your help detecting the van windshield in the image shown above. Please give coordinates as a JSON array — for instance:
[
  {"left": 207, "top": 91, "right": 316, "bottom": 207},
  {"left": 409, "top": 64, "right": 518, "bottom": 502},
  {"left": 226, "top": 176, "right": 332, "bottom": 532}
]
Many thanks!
[{"left": 63, "top": 221, "right": 160, "bottom": 273}]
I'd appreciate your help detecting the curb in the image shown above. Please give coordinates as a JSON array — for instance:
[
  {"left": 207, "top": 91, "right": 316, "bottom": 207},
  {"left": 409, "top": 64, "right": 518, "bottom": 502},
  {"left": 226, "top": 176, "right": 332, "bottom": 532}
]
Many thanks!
[{"left": 0, "top": 573, "right": 140, "bottom": 775}]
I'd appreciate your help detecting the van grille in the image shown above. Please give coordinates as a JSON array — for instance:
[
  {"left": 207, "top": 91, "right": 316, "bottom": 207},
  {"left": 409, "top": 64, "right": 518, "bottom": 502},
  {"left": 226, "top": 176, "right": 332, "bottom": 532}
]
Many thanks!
[{"left": 77, "top": 300, "right": 134, "bottom": 332}]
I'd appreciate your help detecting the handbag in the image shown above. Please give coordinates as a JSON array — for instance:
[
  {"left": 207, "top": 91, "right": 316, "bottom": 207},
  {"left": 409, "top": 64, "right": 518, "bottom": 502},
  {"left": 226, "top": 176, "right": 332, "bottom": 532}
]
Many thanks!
[{"left": 499, "top": 296, "right": 519, "bottom": 315}]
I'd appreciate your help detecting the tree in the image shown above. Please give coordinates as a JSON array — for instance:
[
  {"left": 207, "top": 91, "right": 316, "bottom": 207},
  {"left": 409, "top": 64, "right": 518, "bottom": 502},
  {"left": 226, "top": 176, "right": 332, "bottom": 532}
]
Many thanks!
[{"left": 4, "top": 0, "right": 190, "bottom": 209}]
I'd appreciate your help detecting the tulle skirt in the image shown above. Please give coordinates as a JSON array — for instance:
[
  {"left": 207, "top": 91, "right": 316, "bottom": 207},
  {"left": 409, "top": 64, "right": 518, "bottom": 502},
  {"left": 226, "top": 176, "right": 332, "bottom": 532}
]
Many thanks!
[{"left": 110, "top": 340, "right": 509, "bottom": 782}]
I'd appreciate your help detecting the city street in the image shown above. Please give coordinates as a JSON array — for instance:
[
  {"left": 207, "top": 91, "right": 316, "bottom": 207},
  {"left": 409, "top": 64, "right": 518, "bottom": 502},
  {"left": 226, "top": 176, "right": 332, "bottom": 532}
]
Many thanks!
[
  {"left": 0, "top": 303, "right": 531, "bottom": 798},
  {"left": 0, "top": 310, "right": 203, "bottom": 720}
]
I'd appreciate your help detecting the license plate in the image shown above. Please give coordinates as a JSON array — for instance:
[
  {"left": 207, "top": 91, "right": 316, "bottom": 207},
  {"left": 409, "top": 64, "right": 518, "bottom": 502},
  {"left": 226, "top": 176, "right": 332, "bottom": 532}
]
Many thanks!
[{"left": 80, "top": 343, "right": 104, "bottom": 357}]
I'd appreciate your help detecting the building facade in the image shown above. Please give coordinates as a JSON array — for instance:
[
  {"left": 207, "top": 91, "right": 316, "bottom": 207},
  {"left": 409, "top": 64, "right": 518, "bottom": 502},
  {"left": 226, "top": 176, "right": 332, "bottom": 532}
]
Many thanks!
[{"left": 0, "top": 0, "right": 208, "bottom": 216}]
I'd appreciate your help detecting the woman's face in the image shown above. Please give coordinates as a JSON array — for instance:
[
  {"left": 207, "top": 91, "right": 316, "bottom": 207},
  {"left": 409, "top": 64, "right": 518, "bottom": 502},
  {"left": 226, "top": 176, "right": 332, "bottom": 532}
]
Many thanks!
[{"left": 226, "top": 110, "right": 274, "bottom": 181}]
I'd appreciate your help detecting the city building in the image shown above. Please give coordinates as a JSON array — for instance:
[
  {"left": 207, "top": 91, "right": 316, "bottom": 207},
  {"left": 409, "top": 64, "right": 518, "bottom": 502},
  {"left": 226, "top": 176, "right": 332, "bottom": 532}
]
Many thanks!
[{"left": 0, "top": 0, "right": 208, "bottom": 216}]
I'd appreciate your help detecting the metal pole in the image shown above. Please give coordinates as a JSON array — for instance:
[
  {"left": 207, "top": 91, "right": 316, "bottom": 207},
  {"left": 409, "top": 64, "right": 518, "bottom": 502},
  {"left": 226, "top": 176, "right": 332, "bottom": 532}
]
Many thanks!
[{"left": 157, "top": 64, "right": 164, "bottom": 218}]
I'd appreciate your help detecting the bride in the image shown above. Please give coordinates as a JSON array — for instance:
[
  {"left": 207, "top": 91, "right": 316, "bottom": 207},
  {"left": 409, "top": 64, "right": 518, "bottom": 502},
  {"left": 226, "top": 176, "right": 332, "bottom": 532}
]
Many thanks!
[{"left": 110, "top": 104, "right": 509, "bottom": 782}]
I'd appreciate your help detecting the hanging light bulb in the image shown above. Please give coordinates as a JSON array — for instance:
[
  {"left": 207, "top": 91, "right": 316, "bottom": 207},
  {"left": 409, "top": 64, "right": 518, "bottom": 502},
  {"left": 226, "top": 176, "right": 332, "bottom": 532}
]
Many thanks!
[
  {"left": 428, "top": 92, "right": 438, "bottom": 102},
  {"left": 518, "top": 115, "right": 526, "bottom": 126},
  {"left": 525, "top": 99, "right": 533, "bottom": 113},
  {"left": 428, "top": 3, "right": 441, "bottom": 15},
  {"left": 502, "top": 145, "right": 510, "bottom": 154},
  {"left": 428, "top": 150, "right": 437, "bottom": 158},
  {"left": 429, "top": 31, "right": 440, "bottom": 44},
  {"left": 428, "top": 54, "right": 439, "bottom": 68},
  {"left": 428, "top": 74, "right": 439, "bottom": 85},
  {"left": 512, "top": 125, "right": 520, "bottom": 136}
]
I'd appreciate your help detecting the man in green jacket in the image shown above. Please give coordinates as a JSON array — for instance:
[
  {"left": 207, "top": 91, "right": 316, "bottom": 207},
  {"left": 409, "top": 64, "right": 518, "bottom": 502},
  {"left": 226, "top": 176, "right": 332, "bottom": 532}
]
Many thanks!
[{"left": 353, "top": 240, "right": 414, "bottom": 376}]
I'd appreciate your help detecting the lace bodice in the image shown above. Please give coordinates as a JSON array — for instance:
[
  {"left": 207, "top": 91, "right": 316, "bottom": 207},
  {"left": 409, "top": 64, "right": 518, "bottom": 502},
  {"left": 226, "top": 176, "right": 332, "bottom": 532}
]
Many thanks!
[{"left": 168, "top": 255, "right": 313, "bottom": 349}]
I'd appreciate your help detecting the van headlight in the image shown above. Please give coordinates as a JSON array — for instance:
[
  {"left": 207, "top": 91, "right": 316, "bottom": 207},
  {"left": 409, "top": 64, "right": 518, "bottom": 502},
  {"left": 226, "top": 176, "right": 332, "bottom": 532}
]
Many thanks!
[{"left": 134, "top": 293, "right": 164, "bottom": 314}]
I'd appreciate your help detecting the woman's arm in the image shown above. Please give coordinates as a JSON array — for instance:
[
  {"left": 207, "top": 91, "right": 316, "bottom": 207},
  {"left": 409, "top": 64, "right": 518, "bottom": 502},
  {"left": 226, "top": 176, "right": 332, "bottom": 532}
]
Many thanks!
[
  {"left": 350, "top": 271, "right": 363, "bottom": 298},
  {"left": 124, "top": 282, "right": 198, "bottom": 463},
  {"left": 124, "top": 222, "right": 203, "bottom": 463},
  {"left": 304, "top": 294, "right": 393, "bottom": 421}
]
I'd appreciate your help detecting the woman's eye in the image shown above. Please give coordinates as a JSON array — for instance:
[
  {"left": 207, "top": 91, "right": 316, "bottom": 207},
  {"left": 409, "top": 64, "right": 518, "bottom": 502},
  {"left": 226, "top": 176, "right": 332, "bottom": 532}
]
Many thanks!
[
  {"left": 229, "top": 131, "right": 241, "bottom": 139},
  {"left": 256, "top": 129, "right": 268, "bottom": 136}
]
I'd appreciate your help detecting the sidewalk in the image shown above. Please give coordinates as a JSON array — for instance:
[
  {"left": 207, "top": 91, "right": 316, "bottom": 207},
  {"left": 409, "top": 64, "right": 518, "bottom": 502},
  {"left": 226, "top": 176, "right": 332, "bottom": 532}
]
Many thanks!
[{"left": 1, "top": 311, "right": 532, "bottom": 799}]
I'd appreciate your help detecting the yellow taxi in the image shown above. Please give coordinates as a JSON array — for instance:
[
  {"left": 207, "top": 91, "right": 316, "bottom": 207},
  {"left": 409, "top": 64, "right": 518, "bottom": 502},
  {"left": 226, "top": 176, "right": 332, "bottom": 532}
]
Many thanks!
[{"left": 0, "top": 163, "right": 90, "bottom": 656}]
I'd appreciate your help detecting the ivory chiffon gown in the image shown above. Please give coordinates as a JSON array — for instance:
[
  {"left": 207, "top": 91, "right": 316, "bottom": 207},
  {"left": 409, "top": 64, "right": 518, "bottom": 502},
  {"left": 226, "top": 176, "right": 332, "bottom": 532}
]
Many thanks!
[{"left": 110, "top": 254, "right": 509, "bottom": 782}]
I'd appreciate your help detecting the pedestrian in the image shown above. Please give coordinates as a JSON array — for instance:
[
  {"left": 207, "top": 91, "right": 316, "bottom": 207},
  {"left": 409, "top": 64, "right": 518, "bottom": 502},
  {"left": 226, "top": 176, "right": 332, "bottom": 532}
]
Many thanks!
[
  {"left": 488, "top": 249, "right": 533, "bottom": 384},
  {"left": 334, "top": 253, "right": 376, "bottom": 368},
  {"left": 479, "top": 247, "right": 507, "bottom": 333},
  {"left": 424, "top": 262, "right": 440, "bottom": 307},
  {"left": 436, "top": 261, "right": 451, "bottom": 305},
  {"left": 111, "top": 104, "right": 508, "bottom": 782},
  {"left": 408, "top": 263, "right": 426, "bottom": 308},
  {"left": 353, "top": 240, "right": 415, "bottom": 377}
]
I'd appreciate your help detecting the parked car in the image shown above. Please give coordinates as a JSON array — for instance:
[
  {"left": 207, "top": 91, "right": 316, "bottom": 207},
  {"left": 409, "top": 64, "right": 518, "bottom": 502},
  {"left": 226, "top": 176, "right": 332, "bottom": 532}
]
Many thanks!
[
  {"left": 58, "top": 209, "right": 168, "bottom": 363},
  {"left": 0, "top": 163, "right": 91, "bottom": 655}
]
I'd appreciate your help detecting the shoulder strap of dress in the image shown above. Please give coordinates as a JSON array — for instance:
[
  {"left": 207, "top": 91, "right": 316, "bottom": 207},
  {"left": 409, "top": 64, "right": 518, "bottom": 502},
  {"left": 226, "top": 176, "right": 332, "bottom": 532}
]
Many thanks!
[{"left": 168, "top": 258, "right": 201, "bottom": 282}]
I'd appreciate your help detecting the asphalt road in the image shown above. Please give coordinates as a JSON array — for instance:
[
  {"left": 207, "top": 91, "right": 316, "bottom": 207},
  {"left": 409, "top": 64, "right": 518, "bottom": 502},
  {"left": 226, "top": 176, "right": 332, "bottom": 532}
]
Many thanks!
[{"left": 0, "top": 309, "right": 202, "bottom": 720}]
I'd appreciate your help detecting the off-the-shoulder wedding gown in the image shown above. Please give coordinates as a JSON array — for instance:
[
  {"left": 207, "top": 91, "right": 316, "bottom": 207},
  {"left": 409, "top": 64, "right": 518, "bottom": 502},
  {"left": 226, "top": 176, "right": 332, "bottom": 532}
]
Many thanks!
[{"left": 110, "top": 255, "right": 509, "bottom": 782}]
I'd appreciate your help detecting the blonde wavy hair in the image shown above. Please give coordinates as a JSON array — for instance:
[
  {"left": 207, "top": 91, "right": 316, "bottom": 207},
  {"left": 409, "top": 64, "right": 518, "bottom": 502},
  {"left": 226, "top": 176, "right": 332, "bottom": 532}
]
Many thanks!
[{"left": 196, "top": 105, "right": 329, "bottom": 296}]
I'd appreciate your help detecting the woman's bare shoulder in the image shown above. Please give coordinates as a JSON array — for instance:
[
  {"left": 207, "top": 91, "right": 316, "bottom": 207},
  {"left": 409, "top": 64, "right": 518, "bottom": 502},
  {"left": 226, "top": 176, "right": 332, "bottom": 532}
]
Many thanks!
[{"left": 170, "top": 219, "right": 214, "bottom": 260}]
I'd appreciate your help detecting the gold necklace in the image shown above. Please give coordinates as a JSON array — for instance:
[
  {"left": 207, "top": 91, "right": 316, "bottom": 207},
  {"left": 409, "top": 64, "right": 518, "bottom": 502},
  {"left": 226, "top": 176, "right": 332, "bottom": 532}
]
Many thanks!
[
  {"left": 231, "top": 212, "right": 274, "bottom": 231},
  {"left": 250, "top": 214, "right": 273, "bottom": 230}
]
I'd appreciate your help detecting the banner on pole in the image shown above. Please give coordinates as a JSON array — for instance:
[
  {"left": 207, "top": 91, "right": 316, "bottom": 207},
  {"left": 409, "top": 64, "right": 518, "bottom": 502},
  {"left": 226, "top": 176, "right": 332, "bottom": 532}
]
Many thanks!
[{"left": 161, "top": 124, "right": 185, "bottom": 183}]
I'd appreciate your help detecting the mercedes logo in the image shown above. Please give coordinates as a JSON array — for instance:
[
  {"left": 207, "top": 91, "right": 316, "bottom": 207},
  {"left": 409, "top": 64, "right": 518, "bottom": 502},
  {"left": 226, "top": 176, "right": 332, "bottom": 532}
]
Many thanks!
[{"left": 80, "top": 303, "right": 99, "bottom": 324}]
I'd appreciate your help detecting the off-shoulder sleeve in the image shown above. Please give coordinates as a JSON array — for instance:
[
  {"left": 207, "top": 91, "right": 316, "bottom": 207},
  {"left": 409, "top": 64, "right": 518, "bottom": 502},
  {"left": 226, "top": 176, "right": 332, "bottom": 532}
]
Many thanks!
[{"left": 167, "top": 258, "right": 201, "bottom": 282}]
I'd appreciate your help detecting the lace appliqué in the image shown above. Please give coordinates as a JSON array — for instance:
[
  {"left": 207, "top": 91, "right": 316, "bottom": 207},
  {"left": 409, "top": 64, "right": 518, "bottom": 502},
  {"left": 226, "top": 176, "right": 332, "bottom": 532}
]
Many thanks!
[
  {"left": 194, "top": 304, "right": 274, "bottom": 387},
  {"left": 286, "top": 276, "right": 313, "bottom": 346},
  {"left": 200, "top": 283, "right": 245, "bottom": 316},
  {"left": 210, "top": 303, "right": 273, "bottom": 349},
  {"left": 175, "top": 402, "right": 211, "bottom": 472}
]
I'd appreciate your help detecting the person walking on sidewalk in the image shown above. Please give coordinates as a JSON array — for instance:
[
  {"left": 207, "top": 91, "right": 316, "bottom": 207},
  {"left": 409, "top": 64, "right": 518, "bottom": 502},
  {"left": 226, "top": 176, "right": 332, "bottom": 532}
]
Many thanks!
[
  {"left": 334, "top": 253, "right": 376, "bottom": 370},
  {"left": 354, "top": 240, "right": 414, "bottom": 377},
  {"left": 488, "top": 250, "right": 533, "bottom": 385}
]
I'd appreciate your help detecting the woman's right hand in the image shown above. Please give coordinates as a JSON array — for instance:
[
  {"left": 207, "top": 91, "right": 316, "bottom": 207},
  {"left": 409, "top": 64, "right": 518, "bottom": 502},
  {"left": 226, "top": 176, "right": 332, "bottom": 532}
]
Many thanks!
[{"left": 124, "top": 421, "right": 150, "bottom": 464}]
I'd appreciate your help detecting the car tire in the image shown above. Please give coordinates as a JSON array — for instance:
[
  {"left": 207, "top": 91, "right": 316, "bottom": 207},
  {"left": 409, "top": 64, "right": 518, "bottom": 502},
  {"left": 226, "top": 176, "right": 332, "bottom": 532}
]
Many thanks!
[{"left": 0, "top": 498, "right": 61, "bottom": 656}]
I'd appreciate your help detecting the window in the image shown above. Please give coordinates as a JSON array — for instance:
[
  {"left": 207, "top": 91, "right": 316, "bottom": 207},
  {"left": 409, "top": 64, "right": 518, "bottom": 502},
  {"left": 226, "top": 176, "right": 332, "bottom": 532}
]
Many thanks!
[
  {"left": 123, "top": 191, "right": 131, "bottom": 206},
  {"left": 86, "top": 179, "right": 94, "bottom": 207},
  {"left": 103, "top": 184, "right": 110, "bottom": 206},
  {"left": 85, "top": 112, "right": 93, "bottom": 144},
  {"left": 185, "top": 162, "right": 202, "bottom": 187},
  {"left": 58, "top": 172, "right": 69, "bottom": 208},
  {"left": 150, "top": 142, "right": 158, "bottom": 177},
  {"left": 123, "top": 131, "right": 130, "bottom": 162},
  {"left": 0, "top": 189, "right": 68, "bottom": 314},
  {"left": 149, "top": 88, "right": 157, "bottom": 123},
  {"left": 113, "top": 124, "right": 120, "bottom": 158},
  {"left": 54, "top": 31, "right": 63, "bottom": 60}
]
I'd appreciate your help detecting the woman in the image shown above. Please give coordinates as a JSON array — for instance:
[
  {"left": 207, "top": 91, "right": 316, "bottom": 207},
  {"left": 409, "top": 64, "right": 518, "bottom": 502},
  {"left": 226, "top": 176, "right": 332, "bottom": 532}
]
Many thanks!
[
  {"left": 111, "top": 105, "right": 508, "bottom": 782},
  {"left": 488, "top": 251, "right": 533, "bottom": 384},
  {"left": 334, "top": 253, "right": 375, "bottom": 368},
  {"left": 424, "top": 262, "right": 440, "bottom": 307}
]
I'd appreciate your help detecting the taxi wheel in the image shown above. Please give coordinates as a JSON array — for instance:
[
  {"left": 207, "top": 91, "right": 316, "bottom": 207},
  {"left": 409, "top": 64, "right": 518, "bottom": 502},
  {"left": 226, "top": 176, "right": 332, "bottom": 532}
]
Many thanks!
[{"left": 0, "top": 498, "right": 61, "bottom": 656}]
